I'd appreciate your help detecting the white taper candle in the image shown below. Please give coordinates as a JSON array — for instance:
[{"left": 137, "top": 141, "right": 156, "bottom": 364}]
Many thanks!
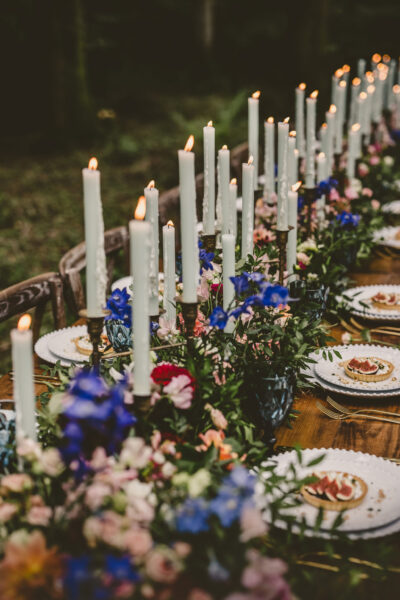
[
  {"left": 202, "top": 121, "right": 215, "bottom": 235},
  {"left": 162, "top": 221, "right": 176, "bottom": 324},
  {"left": 11, "top": 315, "right": 36, "bottom": 441}
]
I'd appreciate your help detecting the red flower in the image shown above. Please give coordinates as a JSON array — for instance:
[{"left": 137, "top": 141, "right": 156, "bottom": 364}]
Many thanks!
[
  {"left": 210, "top": 283, "right": 223, "bottom": 298},
  {"left": 151, "top": 363, "right": 195, "bottom": 392}
]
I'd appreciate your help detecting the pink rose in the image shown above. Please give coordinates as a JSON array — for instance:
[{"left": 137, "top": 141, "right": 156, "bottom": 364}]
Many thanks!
[
  {"left": 344, "top": 186, "right": 358, "bottom": 200},
  {"left": 370, "top": 155, "right": 379, "bottom": 165},
  {"left": 240, "top": 506, "right": 268, "bottom": 542},
  {"left": 0, "top": 502, "right": 17, "bottom": 522},
  {"left": 26, "top": 505, "right": 52, "bottom": 526},
  {"left": 362, "top": 187, "right": 373, "bottom": 197},
  {"left": 145, "top": 547, "right": 181, "bottom": 584},
  {"left": 358, "top": 163, "right": 369, "bottom": 177},
  {"left": 124, "top": 527, "right": 153, "bottom": 557},
  {"left": 371, "top": 199, "right": 380, "bottom": 210},
  {"left": 1, "top": 473, "right": 32, "bottom": 493},
  {"left": 163, "top": 375, "right": 193, "bottom": 409}
]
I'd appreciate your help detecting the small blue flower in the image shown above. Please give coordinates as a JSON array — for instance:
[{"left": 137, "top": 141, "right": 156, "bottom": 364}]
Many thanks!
[
  {"left": 106, "top": 287, "right": 132, "bottom": 328},
  {"left": 209, "top": 492, "right": 242, "bottom": 527},
  {"left": 176, "top": 497, "right": 210, "bottom": 533},
  {"left": 248, "top": 272, "right": 265, "bottom": 284},
  {"left": 67, "top": 369, "right": 109, "bottom": 401},
  {"left": 209, "top": 306, "right": 229, "bottom": 329},
  {"left": 105, "top": 555, "right": 139, "bottom": 582},
  {"left": 208, "top": 559, "right": 230, "bottom": 582},
  {"left": 262, "top": 284, "right": 289, "bottom": 307},
  {"left": 230, "top": 273, "right": 250, "bottom": 295},
  {"left": 198, "top": 240, "right": 215, "bottom": 274},
  {"left": 150, "top": 320, "right": 160, "bottom": 336},
  {"left": 225, "top": 465, "right": 256, "bottom": 493},
  {"left": 297, "top": 195, "right": 305, "bottom": 211},
  {"left": 243, "top": 294, "right": 264, "bottom": 309},
  {"left": 336, "top": 211, "right": 360, "bottom": 227}
]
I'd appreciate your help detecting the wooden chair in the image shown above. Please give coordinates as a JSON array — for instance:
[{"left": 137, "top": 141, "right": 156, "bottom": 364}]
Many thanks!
[
  {"left": 58, "top": 225, "right": 130, "bottom": 315},
  {"left": 0, "top": 273, "right": 66, "bottom": 343},
  {"left": 230, "top": 142, "right": 250, "bottom": 181}
]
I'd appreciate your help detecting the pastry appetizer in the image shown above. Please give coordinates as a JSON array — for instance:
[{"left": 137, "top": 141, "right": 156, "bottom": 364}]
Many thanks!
[
  {"left": 73, "top": 334, "right": 111, "bottom": 356},
  {"left": 301, "top": 471, "right": 367, "bottom": 511},
  {"left": 371, "top": 292, "right": 400, "bottom": 311},
  {"left": 343, "top": 357, "right": 394, "bottom": 382}
]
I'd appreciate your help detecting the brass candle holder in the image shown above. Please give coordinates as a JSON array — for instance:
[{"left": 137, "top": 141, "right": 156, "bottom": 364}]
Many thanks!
[
  {"left": 79, "top": 308, "right": 111, "bottom": 368},
  {"left": 133, "top": 394, "right": 151, "bottom": 415},
  {"left": 304, "top": 187, "right": 317, "bottom": 238},
  {"left": 176, "top": 295, "right": 200, "bottom": 354},
  {"left": 275, "top": 227, "right": 292, "bottom": 286},
  {"left": 201, "top": 233, "right": 217, "bottom": 253}
]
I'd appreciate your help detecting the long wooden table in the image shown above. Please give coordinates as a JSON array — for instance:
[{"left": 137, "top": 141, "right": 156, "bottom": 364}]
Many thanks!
[{"left": 1, "top": 253, "right": 400, "bottom": 460}]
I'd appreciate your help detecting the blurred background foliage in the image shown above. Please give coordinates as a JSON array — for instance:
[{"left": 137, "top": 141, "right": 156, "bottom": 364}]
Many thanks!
[{"left": 0, "top": 0, "right": 399, "bottom": 367}]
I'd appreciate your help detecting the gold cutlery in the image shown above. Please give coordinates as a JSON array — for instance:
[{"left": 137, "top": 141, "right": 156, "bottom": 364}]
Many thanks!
[
  {"left": 349, "top": 317, "right": 400, "bottom": 336},
  {"left": 326, "top": 396, "right": 400, "bottom": 419},
  {"left": 101, "top": 341, "right": 186, "bottom": 360},
  {"left": 316, "top": 401, "right": 400, "bottom": 424}
]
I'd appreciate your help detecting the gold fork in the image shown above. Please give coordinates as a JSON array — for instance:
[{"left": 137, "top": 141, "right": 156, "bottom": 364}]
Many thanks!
[
  {"left": 326, "top": 396, "right": 400, "bottom": 419},
  {"left": 316, "top": 401, "right": 400, "bottom": 424}
]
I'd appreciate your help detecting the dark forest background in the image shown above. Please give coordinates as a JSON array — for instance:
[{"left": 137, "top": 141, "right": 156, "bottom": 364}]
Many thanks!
[{"left": 0, "top": 0, "right": 399, "bottom": 367}]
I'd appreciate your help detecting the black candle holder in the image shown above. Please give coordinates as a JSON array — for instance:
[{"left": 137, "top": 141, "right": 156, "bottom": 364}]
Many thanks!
[
  {"left": 133, "top": 394, "right": 151, "bottom": 415},
  {"left": 176, "top": 295, "right": 200, "bottom": 354},
  {"left": 275, "top": 228, "right": 292, "bottom": 286},
  {"left": 150, "top": 308, "right": 166, "bottom": 325},
  {"left": 201, "top": 233, "right": 217, "bottom": 253},
  {"left": 304, "top": 187, "right": 317, "bottom": 238},
  {"left": 79, "top": 308, "right": 111, "bottom": 368}
]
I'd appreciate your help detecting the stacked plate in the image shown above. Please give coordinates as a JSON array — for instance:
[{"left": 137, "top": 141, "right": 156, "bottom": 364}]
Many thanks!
[
  {"left": 35, "top": 325, "right": 90, "bottom": 367},
  {"left": 341, "top": 284, "right": 400, "bottom": 321},
  {"left": 373, "top": 225, "right": 400, "bottom": 249},
  {"left": 258, "top": 448, "right": 400, "bottom": 540},
  {"left": 304, "top": 344, "right": 400, "bottom": 399}
]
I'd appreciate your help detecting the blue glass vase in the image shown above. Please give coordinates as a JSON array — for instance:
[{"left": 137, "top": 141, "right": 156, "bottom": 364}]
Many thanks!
[{"left": 105, "top": 319, "right": 132, "bottom": 353}]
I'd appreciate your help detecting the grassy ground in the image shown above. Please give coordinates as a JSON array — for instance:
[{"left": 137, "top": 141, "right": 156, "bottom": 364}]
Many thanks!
[{"left": 0, "top": 92, "right": 248, "bottom": 373}]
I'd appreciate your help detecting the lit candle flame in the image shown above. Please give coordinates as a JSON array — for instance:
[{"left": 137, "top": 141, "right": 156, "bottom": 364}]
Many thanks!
[
  {"left": 319, "top": 152, "right": 326, "bottom": 159},
  {"left": 230, "top": 178, "right": 237, "bottom": 185},
  {"left": 17, "top": 314, "right": 31, "bottom": 331},
  {"left": 310, "top": 90, "right": 319, "bottom": 99},
  {"left": 292, "top": 181, "right": 302, "bottom": 192},
  {"left": 352, "top": 123, "right": 361, "bottom": 132},
  {"left": 339, "top": 80, "right": 346, "bottom": 88},
  {"left": 352, "top": 77, "right": 361, "bottom": 86},
  {"left": 135, "top": 196, "right": 146, "bottom": 220},
  {"left": 222, "top": 144, "right": 228, "bottom": 150},
  {"left": 147, "top": 180, "right": 155, "bottom": 189},
  {"left": 267, "top": 116, "right": 274, "bottom": 123},
  {"left": 359, "top": 91, "right": 367, "bottom": 100},
  {"left": 393, "top": 85, "right": 400, "bottom": 95},
  {"left": 88, "top": 157, "right": 98, "bottom": 170},
  {"left": 252, "top": 90, "right": 261, "bottom": 99},
  {"left": 283, "top": 116, "right": 290, "bottom": 123},
  {"left": 167, "top": 220, "right": 174, "bottom": 227},
  {"left": 207, "top": 120, "right": 213, "bottom": 127},
  {"left": 329, "top": 104, "right": 337, "bottom": 113},
  {"left": 321, "top": 122, "right": 327, "bottom": 129},
  {"left": 334, "top": 68, "right": 344, "bottom": 78},
  {"left": 377, "top": 62, "right": 387, "bottom": 72},
  {"left": 367, "top": 84, "right": 376, "bottom": 94},
  {"left": 289, "top": 130, "right": 296, "bottom": 137},
  {"left": 342, "top": 64, "right": 350, "bottom": 73},
  {"left": 299, "top": 82, "right": 306, "bottom": 90},
  {"left": 383, "top": 54, "right": 391, "bottom": 63},
  {"left": 372, "top": 53, "right": 381, "bottom": 63},
  {"left": 248, "top": 155, "right": 254, "bottom": 165},
  {"left": 184, "top": 135, "right": 194, "bottom": 152}
]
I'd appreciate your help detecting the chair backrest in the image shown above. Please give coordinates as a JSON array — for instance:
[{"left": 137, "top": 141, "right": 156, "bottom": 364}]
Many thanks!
[
  {"left": 0, "top": 272, "right": 66, "bottom": 343},
  {"left": 58, "top": 225, "right": 129, "bottom": 315},
  {"left": 230, "top": 142, "right": 250, "bottom": 181}
]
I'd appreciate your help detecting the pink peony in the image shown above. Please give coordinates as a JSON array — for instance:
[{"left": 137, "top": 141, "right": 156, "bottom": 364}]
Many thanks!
[
  {"left": 371, "top": 199, "right": 380, "bottom": 210},
  {"left": 145, "top": 547, "right": 181, "bottom": 584},
  {"left": 370, "top": 155, "right": 379, "bottom": 165},
  {"left": 362, "top": 187, "right": 373, "bottom": 197},
  {"left": 124, "top": 527, "right": 153, "bottom": 557},
  {"left": 0, "top": 502, "right": 17, "bottom": 522},
  {"left": 240, "top": 505, "right": 268, "bottom": 542},
  {"left": 1, "top": 473, "right": 32, "bottom": 494},
  {"left": 163, "top": 375, "right": 194, "bottom": 409},
  {"left": 26, "top": 505, "right": 52, "bottom": 526},
  {"left": 358, "top": 163, "right": 369, "bottom": 177}
]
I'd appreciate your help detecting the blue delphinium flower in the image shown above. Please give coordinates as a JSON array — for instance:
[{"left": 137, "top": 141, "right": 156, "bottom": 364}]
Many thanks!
[
  {"left": 230, "top": 273, "right": 250, "bottom": 295},
  {"left": 105, "top": 555, "right": 139, "bottom": 582},
  {"left": 209, "top": 306, "right": 229, "bottom": 329},
  {"left": 262, "top": 284, "right": 289, "bottom": 308},
  {"left": 106, "top": 288, "right": 132, "bottom": 328},
  {"left": 150, "top": 320, "right": 160, "bottom": 336},
  {"left": 336, "top": 211, "right": 360, "bottom": 227},
  {"left": 198, "top": 239, "right": 215, "bottom": 274},
  {"left": 64, "top": 556, "right": 92, "bottom": 599},
  {"left": 209, "top": 492, "right": 242, "bottom": 527},
  {"left": 176, "top": 497, "right": 210, "bottom": 533},
  {"left": 210, "top": 466, "right": 256, "bottom": 527},
  {"left": 317, "top": 176, "right": 339, "bottom": 198}
]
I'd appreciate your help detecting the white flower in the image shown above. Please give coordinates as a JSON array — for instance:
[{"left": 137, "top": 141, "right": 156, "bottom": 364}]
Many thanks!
[
  {"left": 157, "top": 317, "right": 179, "bottom": 340},
  {"left": 161, "top": 462, "right": 177, "bottom": 478},
  {"left": 341, "top": 332, "right": 352, "bottom": 344},
  {"left": 125, "top": 479, "right": 154, "bottom": 501},
  {"left": 297, "top": 238, "right": 317, "bottom": 253},
  {"left": 120, "top": 437, "right": 153, "bottom": 469},
  {"left": 164, "top": 375, "right": 193, "bottom": 409},
  {"left": 188, "top": 469, "right": 211, "bottom": 497},
  {"left": 384, "top": 155, "right": 394, "bottom": 166}
]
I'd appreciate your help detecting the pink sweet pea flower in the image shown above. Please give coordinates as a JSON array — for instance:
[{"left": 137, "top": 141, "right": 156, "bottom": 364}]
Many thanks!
[{"left": 163, "top": 375, "right": 194, "bottom": 409}]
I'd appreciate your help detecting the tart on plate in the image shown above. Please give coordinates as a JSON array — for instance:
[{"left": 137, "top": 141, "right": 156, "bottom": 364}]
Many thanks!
[
  {"left": 301, "top": 471, "right": 368, "bottom": 511},
  {"left": 371, "top": 292, "right": 400, "bottom": 311},
  {"left": 343, "top": 357, "right": 394, "bottom": 382},
  {"left": 73, "top": 334, "right": 111, "bottom": 356}
]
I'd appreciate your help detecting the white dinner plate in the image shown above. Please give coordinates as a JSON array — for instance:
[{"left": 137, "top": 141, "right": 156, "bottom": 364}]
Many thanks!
[
  {"left": 258, "top": 448, "right": 400, "bottom": 539},
  {"left": 382, "top": 200, "right": 400, "bottom": 215},
  {"left": 112, "top": 273, "right": 166, "bottom": 294},
  {"left": 314, "top": 344, "right": 400, "bottom": 394},
  {"left": 35, "top": 327, "right": 87, "bottom": 366},
  {"left": 341, "top": 285, "right": 400, "bottom": 321},
  {"left": 373, "top": 226, "right": 400, "bottom": 249}
]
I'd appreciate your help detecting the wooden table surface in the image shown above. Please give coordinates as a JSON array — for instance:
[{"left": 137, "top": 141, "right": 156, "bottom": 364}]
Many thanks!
[{"left": 1, "top": 253, "right": 400, "bottom": 459}]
